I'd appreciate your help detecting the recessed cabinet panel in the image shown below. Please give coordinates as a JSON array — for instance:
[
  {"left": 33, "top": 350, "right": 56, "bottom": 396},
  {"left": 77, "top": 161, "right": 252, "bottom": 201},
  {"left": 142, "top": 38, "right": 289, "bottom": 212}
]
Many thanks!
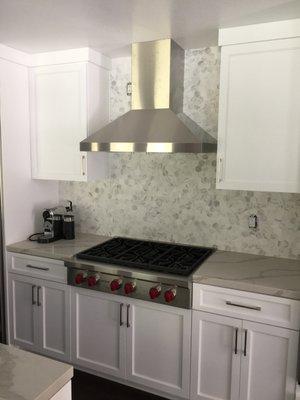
[
  {"left": 9, "top": 275, "right": 38, "bottom": 350},
  {"left": 72, "top": 289, "right": 125, "bottom": 378},
  {"left": 240, "top": 321, "right": 299, "bottom": 400},
  {"left": 40, "top": 283, "right": 71, "bottom": 361},
  {"left": 29, "top": 61, "right": 109, "bottom": 181},
  {"left": 191, "top": 311, "right": 241, "bottom": 400},
  {"left": 217, "top": 37, "right": 300, "bottom": 192},
  {"left": 31, "top": 64, "right": 87, "bottom": 180},
  {"left": 8, "top": 272, "right": 71, "bottom": 362},
  {"left": 126, "top": 301, "right": 191, "bottom": 398}
]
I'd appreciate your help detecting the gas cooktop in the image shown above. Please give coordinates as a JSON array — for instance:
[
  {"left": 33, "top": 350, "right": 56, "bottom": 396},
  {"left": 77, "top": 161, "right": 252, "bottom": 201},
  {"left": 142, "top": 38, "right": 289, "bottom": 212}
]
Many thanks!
[{"left": 76, "top": 237, "right": 215, "bottom": 277}]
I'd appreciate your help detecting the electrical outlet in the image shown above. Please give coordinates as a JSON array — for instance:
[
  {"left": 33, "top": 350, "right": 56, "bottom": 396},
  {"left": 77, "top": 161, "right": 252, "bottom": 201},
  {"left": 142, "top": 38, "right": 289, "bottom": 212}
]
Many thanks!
[{"left": 248, "top": 214, "right": 258, "bottom": 229}]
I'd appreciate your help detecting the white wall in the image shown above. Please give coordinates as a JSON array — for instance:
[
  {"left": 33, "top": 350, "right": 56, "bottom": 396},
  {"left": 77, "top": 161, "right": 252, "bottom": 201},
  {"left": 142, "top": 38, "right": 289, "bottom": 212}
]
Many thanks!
[{"left": 0, "top": 49, "right": 59, "bottom": 245}]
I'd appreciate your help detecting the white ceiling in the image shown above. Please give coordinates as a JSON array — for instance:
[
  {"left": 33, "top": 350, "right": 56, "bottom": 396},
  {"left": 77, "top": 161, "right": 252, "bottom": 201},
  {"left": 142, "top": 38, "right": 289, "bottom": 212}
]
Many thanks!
[{"left": 0, "top": 0, "right": 299, "bottom": 57}]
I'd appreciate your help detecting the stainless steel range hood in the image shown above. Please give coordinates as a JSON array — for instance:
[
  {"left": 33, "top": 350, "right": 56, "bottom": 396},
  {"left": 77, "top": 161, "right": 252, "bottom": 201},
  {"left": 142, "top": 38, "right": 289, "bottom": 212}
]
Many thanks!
[{"left": 80, "top": 39, "right": 217, "bottom": 153}]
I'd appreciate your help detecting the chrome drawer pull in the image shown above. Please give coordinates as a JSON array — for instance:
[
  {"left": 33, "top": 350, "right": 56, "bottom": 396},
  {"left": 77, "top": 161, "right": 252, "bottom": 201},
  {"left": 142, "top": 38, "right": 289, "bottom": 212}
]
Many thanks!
[
  {"left": 26, "top": 264, "right": 50, "bottom": 271},
  {"left": 126, "top": 304, "right": 130, "bottom": 328},
  {"left": 234, "top": 328, "right": 238, "bottom": 355},
  {"left": 32, "top": 285, "right": 36, "bottom": 305},
  {"left": 226, "top": 301, "right": 261, "bottom": 311},
  {"left": 120, "top": 303, "right": 124, "bottom": 326},
  {"left": 244, "top": 330, "right": 248, "bottom": 357},
  {"left": 37, "top": 286, "right": 42, "bottom": 306}
]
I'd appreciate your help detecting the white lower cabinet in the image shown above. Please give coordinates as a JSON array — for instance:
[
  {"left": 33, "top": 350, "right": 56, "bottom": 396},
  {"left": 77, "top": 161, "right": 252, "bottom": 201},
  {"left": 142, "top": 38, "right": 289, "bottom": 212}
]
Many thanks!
[
  {"left": 38, "top": 280, "right": 71, "bottom": 361},
  {"left": 8, "top": 273, "right": 71, "bottom": 362},
  {"left": 71, "top": 288, "right": 126, "bottom": 378},
  {"left": 239, "top": 321, "right": 299, "bottom": 400},
  {"left": 191, "top": 311, "right": 242, "bottom": 400},
  {"left": 126, "top": 300, "right": 191, "bottom": 398},
  {"left": 8, "top": 274, "right": 39, "bottom": 352},
  {"left": 191, "top": 310, "right": 299, "bottom": 400},
  {"left": 8, "top": 262, "right": 299, "bottom": 400},
  {"left": 71, "top": 288, "right": 191, "bottom": 398}
]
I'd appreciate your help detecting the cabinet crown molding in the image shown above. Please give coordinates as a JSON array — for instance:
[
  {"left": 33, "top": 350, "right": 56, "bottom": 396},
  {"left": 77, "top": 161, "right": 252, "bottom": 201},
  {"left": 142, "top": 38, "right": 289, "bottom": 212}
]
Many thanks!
[
  {"left": 0, "top": 43, "right": 31, "bottom": 66},
  {"left": 29, "top": 47, "right": 111, "bottom": 69},
  {"left": 0, "top": 43, "right": 111, "bottom": 69},
  {"left": 219, "top": 18, "right": 300, "bottom": 46}
]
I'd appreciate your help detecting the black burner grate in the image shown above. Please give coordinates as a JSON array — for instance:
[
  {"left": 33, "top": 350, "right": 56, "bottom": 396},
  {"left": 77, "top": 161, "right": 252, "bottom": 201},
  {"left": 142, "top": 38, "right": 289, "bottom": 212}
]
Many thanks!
[{"left": 76, "top": 237, "right": 215, "bottom": 276}]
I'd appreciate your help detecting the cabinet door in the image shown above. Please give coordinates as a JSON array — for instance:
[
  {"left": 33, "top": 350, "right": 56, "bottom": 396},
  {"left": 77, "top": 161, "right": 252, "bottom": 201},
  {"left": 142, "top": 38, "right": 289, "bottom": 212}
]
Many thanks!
[
  {"left": 217, "top": 37, "right": 300, "bottom": 193},
  {"left": 71, "top": 288, "right": 126, "bottom": 378},
  {"left": 191, "top": 311, "right": 242, "bottom": 400},
  {"left": 240, "top": 321, "right": 298, "bottom": 400},
  {"left": 38, "top": 280, "right": 71, "bottom": 362},
  {"left": 30, "top": 63, "right": 87, "bottom": 181},
  {"left": 8, "top": 274, "right": 39, "bottom": 351},
  {"left": 126, "top": 300, "right": 191, "bottom": 398}
]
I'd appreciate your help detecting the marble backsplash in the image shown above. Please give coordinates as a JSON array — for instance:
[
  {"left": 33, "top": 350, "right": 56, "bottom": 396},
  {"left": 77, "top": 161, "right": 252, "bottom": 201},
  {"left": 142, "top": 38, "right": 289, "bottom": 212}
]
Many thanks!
[{"left": 59, "top": 48, "right": 300, "bottom": 260}]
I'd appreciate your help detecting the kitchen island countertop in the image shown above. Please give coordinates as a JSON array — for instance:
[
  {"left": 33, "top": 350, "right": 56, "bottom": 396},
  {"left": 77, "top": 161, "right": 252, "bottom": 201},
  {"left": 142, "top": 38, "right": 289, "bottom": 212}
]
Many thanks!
[
  {"left": 6, "top": 233, "right": 300, "bottom": 300},
  {"left": 0, "top": 344, "right": 73, "bottom": 400}
]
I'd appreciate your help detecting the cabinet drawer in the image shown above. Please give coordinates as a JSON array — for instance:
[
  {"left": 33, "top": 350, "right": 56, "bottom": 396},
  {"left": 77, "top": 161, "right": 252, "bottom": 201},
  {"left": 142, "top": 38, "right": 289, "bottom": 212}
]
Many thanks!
[
  {"left": 7, "top": 252, "right": 66, "bottom": 283},
  {"left": 193, "top": 284, "right": 300, "bottom": 330}
]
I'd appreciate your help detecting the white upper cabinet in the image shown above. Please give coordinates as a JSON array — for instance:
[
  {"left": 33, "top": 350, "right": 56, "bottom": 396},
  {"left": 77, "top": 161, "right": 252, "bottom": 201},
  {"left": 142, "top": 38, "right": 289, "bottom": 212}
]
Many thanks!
[
  {"left": 217, "top": 19, "right": 300, "bottom": 193},
  {"left": 29, "top": 51, "right": 110, "bottom": 181}
]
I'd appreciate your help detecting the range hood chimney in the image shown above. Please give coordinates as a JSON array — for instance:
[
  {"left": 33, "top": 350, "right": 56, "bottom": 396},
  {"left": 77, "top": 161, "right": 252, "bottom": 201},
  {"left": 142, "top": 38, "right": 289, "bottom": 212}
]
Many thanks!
[{"left": 80, "top": 39, "right": 217, "bottom": 153}]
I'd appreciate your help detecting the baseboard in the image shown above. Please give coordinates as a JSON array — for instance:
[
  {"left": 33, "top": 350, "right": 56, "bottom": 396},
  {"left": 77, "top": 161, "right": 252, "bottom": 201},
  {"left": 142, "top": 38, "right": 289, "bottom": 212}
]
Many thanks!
[{"left": 73, "top": 363, "right": 185, "bottom": 400}]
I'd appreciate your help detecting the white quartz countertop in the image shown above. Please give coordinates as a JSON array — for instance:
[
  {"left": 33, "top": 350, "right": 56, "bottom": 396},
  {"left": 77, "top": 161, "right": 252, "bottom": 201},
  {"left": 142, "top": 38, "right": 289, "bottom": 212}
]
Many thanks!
[
  {"left": 194, "top": 250, "right": 300, "bottom": 300},
  {"left": 6, "top": 233, "right": 109, "bottom": 262},
  {"left": 0, "top": 344, "right": 73, "bottom": 400},
  {"left": 6, "top": 233, "right": 300, "bottom": 300}
]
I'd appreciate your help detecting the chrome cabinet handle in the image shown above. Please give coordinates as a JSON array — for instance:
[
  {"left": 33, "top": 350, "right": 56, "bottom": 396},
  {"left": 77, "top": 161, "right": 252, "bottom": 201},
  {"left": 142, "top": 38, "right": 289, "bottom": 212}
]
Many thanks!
[
  {"left": 226, "top": 301, "right": 261, "bottom": 311},
  {"left": 243, "top": 330, "right": 248, "bottom": 357},
  {"left": 120, "top": 303, "right": 124, "bottom": 326},
  {"left": 37, "top": 286, "right": 42, "bottom": 306},
  {"left": 26, "top": 264, "right": 49, "bottom": 271},
  {"left": 32, "top": 285, "right": 36, "bottom": 305},
  {"left": 234, "top": 328, "right": 238, "bottom": 355},
  {"left": 126, "top": 304, "right": 130, "bottom": 328}
]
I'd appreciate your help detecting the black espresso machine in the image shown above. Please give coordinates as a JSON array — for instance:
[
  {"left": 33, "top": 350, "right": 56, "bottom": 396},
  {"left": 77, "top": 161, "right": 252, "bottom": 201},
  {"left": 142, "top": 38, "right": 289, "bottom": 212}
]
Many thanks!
[{"left": 29, "top": 201, "right": 75, "bottom": 243}]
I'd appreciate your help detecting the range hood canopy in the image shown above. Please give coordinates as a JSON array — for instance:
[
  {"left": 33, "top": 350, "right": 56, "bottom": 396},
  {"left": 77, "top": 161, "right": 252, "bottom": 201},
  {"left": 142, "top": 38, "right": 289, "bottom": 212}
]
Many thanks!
[{"left": 80, "top": 39, "right": 217, "bottom": 153}]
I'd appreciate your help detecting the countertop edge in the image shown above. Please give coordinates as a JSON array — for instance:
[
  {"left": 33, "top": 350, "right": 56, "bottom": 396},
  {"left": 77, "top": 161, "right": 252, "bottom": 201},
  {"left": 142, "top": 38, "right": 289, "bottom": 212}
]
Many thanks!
[
  {"left": 35, "top": 366, "right": 73, "bottom": 400},
  {"left": 6, "top": 246, "right": 67, "bottom": 261}
]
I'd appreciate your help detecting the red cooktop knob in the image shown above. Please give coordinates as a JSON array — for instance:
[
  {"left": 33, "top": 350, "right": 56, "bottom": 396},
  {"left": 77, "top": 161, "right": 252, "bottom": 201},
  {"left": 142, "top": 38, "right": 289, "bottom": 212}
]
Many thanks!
[
  {"left": 110, "top": 279, "right": 122, "bottom": 291},
  {"left": 87, "top": 274, "right": 100, "bottom": 287},
  {"left": 124, "top": 282, "right": 136, "bottom": 295},
  {"left": 75, "top": 272, "right": 87, "bottom": 285},
  {"left": 164, "top": 288, "right": 176, "bottom": 303},
  {"left": 149, "top": 286, "right": 161, "bottom": 299}
]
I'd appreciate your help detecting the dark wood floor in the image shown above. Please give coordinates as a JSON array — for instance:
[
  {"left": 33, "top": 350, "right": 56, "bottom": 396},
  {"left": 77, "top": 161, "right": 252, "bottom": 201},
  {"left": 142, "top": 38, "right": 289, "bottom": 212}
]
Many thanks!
[{"left": 72, "top": 370, "right": 166, "bottom": 400}]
